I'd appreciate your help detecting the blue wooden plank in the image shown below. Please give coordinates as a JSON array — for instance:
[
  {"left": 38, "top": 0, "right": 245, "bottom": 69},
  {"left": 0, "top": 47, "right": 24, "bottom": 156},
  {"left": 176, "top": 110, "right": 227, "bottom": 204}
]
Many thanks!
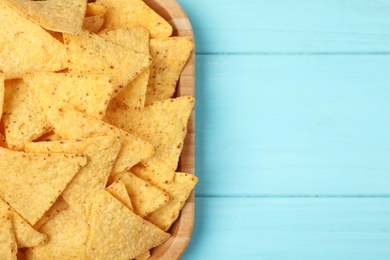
[
  {"left": 177, "top": 0, "right": 390, "bottom": 53},
  {"left": 182, "top": 197, "right": 390, "bottom": 260},
  {"left": 195, "top": 54, "right": 390, "bottom": 196}
]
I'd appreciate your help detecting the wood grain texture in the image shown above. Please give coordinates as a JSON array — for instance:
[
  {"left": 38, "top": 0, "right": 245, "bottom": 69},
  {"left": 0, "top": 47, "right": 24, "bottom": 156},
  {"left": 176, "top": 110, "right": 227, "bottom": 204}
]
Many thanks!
[{"left": 143, "top": 0, "right": 195, "bottom": 259}]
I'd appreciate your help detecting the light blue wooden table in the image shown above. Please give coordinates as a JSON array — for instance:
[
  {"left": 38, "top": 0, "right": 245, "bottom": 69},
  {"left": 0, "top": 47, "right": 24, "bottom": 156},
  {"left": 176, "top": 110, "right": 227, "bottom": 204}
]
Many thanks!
[{"left": 177, "top": 1, "right": 390, "bottom": 259}]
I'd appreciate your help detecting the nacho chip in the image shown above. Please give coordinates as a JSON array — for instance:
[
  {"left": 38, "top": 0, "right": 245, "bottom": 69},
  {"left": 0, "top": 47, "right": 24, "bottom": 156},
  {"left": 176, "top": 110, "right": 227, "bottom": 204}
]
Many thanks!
[
  {"left": 3, "top": 79, "right": 51, "bottom": 151},
  {"left": 0, "top": 1, "right": 66, "bottom": 79},
  {"left": 0, "top": 147, "right": 87, "bottom": 225},
  {"left": 104, "top": 96, "right": 194, "bottom": 184},
  {"left": 82, "top": 3, "right": 106, "bottom": 33},
  {"left": 106, "top": 180, "right": 133, "bottom": 211},
  {"left": 146, "top": 172, "right": 198, "bottom": 231},
  {"left": 33, "top": 197, "right": 68, "bottom": 231},
  {"left": 111, "top": 172, "right": 169, "bottom": 217},
  {"left": 26, "top": 207, "right": 89, "bottom": 260},
  {"left": 146, "top": 36, "right": 194, "bottom": 104},
  {"left": 97, "top": 0, "right": 172, "bottom": 38},
  {"left": 99, "top": 28, "right": 150, "bottom": 110},
  {"left": 25, "top": 135, "right": 121, "bottom": 219},
  {"left": 0, "top": 197, "right": 17, "bottom": 259},
  {"left": 6, "top": 0, "right": 87, "bottom": 34},
  {"left": 0, "top": 72, "right": 4, "bottom": 121},
  {"left": 44, "top": 105, "right": 154, "bottom": 174},
  {"left": 0, "top": 133, "right": 7, "bottom": 148},
  {"left": 82, "top": 190, "right": 170, "bottom": 260},
  {"left": 25, "top": 72, "right": 114, "bottom": 119},
  {"left": 63, "top": 31, "right": 152, "bottom": 95}
]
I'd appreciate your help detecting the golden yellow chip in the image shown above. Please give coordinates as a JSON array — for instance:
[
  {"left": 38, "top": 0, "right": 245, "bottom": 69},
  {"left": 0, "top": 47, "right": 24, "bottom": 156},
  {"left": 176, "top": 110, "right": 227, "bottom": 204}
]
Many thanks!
[
  {"left": 146, "top": 36, "right": 194, "bottom": 104},
  {"left": 82, "top": 3, "right": 107, "bottom": 33},
  {"left": 33, "top": 197, "right": 69, "bottom": 231},
  {"left": 25, "top": 72, "right": 114, "bottom": 119},
  {"left": 0, "top": 1, "right": 66, "bottom": 79},
  {"left": 25, "top": 135, "right": 121, "bottom": 219},
  {"left": 0, "top": 197, "right": 17, "bottom": 259},
  {"left": 146, "top": 172, "right": 198, "bottom": 231},
  {"left": 82, "top": 190, "right": 170, "bottom": 260},
  {"left": 44, "top": 105, "right": 154, "bottom": 174},
  {"left": 5, "top": 0, "right": 87, "bottom": 34},
  {"left": 26, "top": 207, "right": 89, "bottom": 259},
  {"left": 97, "top": 0, "right": 172, "bottom": 38},
  {"left": 0, "top": 147, "right": 87, "bottom": 225},
  {"left": 3, "top": 79, "right": 51, "bottom": 151},
  {"left": 99, "top": 28, "right": 150, "bottom": 110},
  {"left": 106, "top": 180, "right": 133, "bottom": 211},
  {"left": 63, "top": 31, "right": 152, "bottom": 95},
  {"left": 105, "top": 96, "right": 194, "bottom": 185},
  {"left": 111, "top": 172, "right": 169, "bottom": 217}
]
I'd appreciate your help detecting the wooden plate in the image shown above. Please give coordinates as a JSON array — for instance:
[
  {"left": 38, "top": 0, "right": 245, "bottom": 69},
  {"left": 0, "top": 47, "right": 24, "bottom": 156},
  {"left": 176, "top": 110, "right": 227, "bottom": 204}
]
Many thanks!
[{"left": 143, "top": 0, "right": 195, "bottom": 259}]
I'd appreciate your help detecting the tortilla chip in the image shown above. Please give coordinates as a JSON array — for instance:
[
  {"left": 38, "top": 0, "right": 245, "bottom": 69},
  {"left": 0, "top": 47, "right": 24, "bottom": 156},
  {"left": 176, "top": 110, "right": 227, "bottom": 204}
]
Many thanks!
[
  {"left": 0, "top": 1, "right": 66, "bottom": 79},
  {"left": 146, "top": 172, "right": 198, "bottom": 231},
  {"left": 33, "top": 197, "right": 69, "bottom": 231},
  {"left": 6, "top": 0, "right": 87, "bottom": 34},
  {"left": 44, "top": 105, "right": 154, "bottom": 174},
  {"left": 0, "top": 197, "right": 17, "bottom": 259},
  {"left": 25, "top": 135, "right": 121, "bottom": 219},
  {"left": 82, "top": 190, "right": 170, "bottom": 260},
  {"left": 111, "top": 172, "right": 169, "bottom": 217},
  {"left": 26, "top": 207, "right": 88, "bottom": 259},
  {"left": 97, "top": 0, "right": 172, "bottom": 38},
  {"left": 0, "top": 133, "right": 7, "bottom": 148},
  {"left": 146, "top": 37, "right": 194, "bottom": 104},
  {"left": 135, "top": 250, "right": 150, "bottom": 260},
  {"left": 25, "top": 72, "right": 114, "bottom": 119},
  {"left": 0, "top": 147, "right": 87, "bottom": 225},
  {"left": 63, "top": 31, "right": 152, "bottom": 95},
  {"left": 3, "top": 79, "right": 51, "bottom": 151},
  {"left": 104, "top": 96, "right": 194, "bottom": 184},
  {"left": 0, "top": 72, "right": 4, "bottom": 121},
  {"left": 83, "top": 3, "right": 107, "bottom": 33},
  {"left": 106, "top": 180, "right": 133, "bottom": 211}
]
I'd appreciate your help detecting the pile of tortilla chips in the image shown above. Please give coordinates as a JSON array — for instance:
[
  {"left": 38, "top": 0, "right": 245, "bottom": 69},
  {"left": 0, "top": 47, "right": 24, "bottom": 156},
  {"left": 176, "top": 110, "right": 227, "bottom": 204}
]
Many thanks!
[{"left": 0, "top": 0, "right": 197, "bottom": 259}]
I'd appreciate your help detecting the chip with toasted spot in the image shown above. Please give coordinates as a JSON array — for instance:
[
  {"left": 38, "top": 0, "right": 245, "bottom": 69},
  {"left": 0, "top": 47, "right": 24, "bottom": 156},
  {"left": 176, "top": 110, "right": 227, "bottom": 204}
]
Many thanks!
[
  {"left": 63, "top": 31, "right": 152, "bottom": 95},
  {"left": 104, "top": 96, "right": 194, "bottom": 184},
  {"left": 25, "top": 72, "right": 114, "bottom": 119},
  {"left": 0, "top": 133, "right": 7, "bottom": 148},
  {"left": 0, "top": 197, "right": 17, "bottom": 259},
  {"left": 111, "top": 172, "right": 169, "bottom": 217},
  {"left": 33, "top": 197, "right": 69, "bottom": 231},
  {"left": 25, "top": 135, "right": 121, "bottom": 219},
  {"left": 6, "top": 0, "right": 87, "bottom": 35},
  {"left": 3, "top": 79, "right": 51, "bottom": 151},
  {"left": 146, "top": 36, "right": 194, "bottom": 104},
  {"left": 44, "top": 105, "right": 154, "bottom": 174},
  {"left": 106, "top": 180, "right": 133, "bottom": 211},
  {"left": 0, "top": 1, "right": 66, "bottom": 79},
  {"left": 97, "top": 0, "right": 172, "bottom": 38},
  {"left": 82, "top": 190, "right": 170, "bottom": 260},
  {"left": 26, "top": 207, "right": 88, "bottom": 259},
  {"left": 0, "top": 147, "right": 87, "bottom": 225},
  {"left": 82, "top": 2, "right": 106, "bottom": 33},
  {"left": 99, "top": 28, "right": 150, "bottom": 110},
  {"left": 146, "top": 172, "right": 198, "bottom": 231}
]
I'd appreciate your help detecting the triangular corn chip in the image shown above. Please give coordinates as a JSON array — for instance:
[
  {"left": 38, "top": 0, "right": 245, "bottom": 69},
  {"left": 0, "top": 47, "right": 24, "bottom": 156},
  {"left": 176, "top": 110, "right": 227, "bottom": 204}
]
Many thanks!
[
  {"left": 104, "top": 96, "right": 194, "bottom": 184},
  {"left": 6, "top": 0, "right": 87, "bottom": 34},
  {"left": 0, "top": 147, "right": 87, "bottom": 225},
  {"left": 106, "top": 180, "right": 133, "bottom": 211},
  {"left": 63, "top": 31, "right": 152, "bottom": 95},
  {"left": 111, "top": 172, "right": 169, "bottom": 217},
  {"left": 146, "top": 37, "right": 194, "bottom": 104},
  {"left": 26, "top": 207, "right": 89, "bottom": 259},
  {"left": 0, "top": 197, "right": 17, "bottom": 259},
  {"left": 99, "top": 28, "right": 150, "bottom": 110},
  {"left": 82, "top": 190, "right": 170, "bottom": 259},
  {"left": 145, "top": 172, "right": 198, "bottom": 231},
  {"left": 0, "top": 1, "right": 66, "bottom": 79},
  {"left": 44, "top": 105, "right": 154, "bottom": 174},
  {"left": 25, "top": 135, "right": 121, "bottom": 219},
  {"left": 25, "top": 72, "right": 114, "bottom": 119},
  {"left": 3, "top": 79, "right": 51, "bottom": 151},
  {"left": 82, "top": 3, "right": 107, "bottom": 33},
  {"left": 33, "top": 197, "right": 68, "bottom": 231},
  {"left": 97, "top": 0, "right": 172, "bottom": 38}
]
